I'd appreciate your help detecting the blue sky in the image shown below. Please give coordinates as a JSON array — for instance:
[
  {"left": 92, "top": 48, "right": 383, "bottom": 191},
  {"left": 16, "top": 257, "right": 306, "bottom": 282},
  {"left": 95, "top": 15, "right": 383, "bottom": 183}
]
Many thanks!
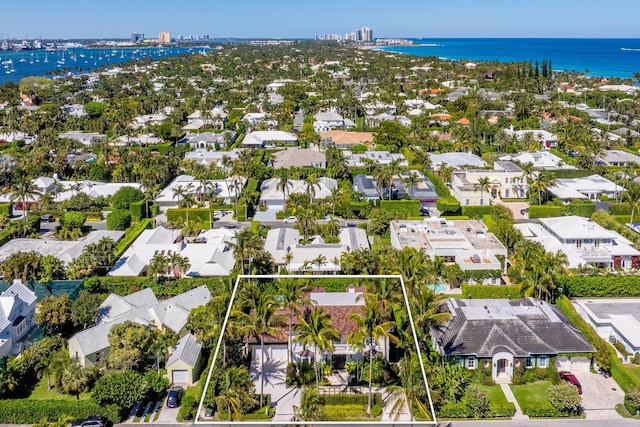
[{"left": 2, "top": 0, "right": 640, "bottom": 39}]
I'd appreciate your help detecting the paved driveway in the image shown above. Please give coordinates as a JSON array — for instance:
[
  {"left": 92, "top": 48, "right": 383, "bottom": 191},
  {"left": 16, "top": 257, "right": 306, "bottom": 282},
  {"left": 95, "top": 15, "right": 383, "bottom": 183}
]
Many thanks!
[
  {"left": 155, "top": 403, "right": 180, "bottom": 423},
  {"left": 494, "top": 200, "right": 530, "bottom": 220},
  {"left": 573, "top": 370, "right": 624, "bottom": 419}
]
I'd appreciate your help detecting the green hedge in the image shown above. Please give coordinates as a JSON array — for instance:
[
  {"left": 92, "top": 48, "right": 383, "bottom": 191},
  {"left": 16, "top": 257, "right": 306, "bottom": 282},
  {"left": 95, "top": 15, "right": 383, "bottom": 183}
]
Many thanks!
[
  {"left": 529, "top": 201, "right": 595, "bottom": 219},
  {"left": 436, "top": 197, "right": 461, "bottom": 213},
  {"left": 558, "top": 276, "right": 640, "bottom": 298},
  {"left": 321, "top": 393, "right": 382, "bottom": 406},
  {"left": 437, "top": 402, "right": 516, "bottom": 419},
  {"left": 106, "top": 210, "right": 132, "bottom": 231},
  {"left": 592, "top": 211, "right": 640, "bottom": 248},
  {"left": 614, "top": 215, "right": 632, "bottom": 224},
  {"left": 462, "top": 284, "right": 521, "bottom": 299},
  {"left": 521, "top": 404, "right": 565, "bottom": 418},
  {"left": 150, "top": 204, "right": 160, "bottom": 217},
  {"left": 609, "top": 203, "right": 632, "bottom": 215},
  {"left": 115, "top": 219, "right": 153, "bottom": 259},
  {"left": 462, "top": 206, "right": 495, "bottom": 218},
  {"left": 130, "top": 200, "right": 145, "bottom": 220},
  {"left": 167, "top": 207, "right": 233, "bottom": 222},
  {"left": 0, "top": 203, "right": 12, "bottom": 217},
  {"left": 379, "top": 200, "right": 420, "bottom": 217},
  {"left": 424, "top": 169, "right": 451, "bottom": 198},
  {"left": 0, "top": 400, "right": 122, "bottom": 424}
]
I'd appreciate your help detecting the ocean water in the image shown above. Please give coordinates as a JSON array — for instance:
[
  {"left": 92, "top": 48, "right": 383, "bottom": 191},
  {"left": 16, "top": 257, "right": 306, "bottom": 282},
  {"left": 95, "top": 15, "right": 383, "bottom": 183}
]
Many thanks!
[
  {"left": 379, "top": 38, "right": 640, "bottom": 79},
  {"left": 0, "top": 46, "right": 207, "bottom": 85}
]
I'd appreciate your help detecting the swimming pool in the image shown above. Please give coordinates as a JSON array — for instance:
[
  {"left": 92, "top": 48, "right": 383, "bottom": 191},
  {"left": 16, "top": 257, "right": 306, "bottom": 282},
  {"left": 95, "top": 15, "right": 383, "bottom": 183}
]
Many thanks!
[{"left": 429, "top": 283, "right": 448, "bottom": 293}]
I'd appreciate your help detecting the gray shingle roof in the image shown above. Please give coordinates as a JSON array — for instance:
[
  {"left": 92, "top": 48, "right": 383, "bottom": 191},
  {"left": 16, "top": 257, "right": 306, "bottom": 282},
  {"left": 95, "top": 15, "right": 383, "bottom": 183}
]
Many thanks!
[
  {"left": 166, "top": 333, "right": 202, "bottom": 368},
  {"left": 433, "top": 298, "right": 595, "bottom": 357}
]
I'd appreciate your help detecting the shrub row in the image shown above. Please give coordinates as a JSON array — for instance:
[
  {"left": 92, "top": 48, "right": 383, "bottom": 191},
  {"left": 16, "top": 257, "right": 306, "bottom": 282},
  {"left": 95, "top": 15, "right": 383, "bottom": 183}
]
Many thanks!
[
  {"left": 379, "top": 200, "right": 420, "bottom": 217},
  {"left": 114, "top": 219, "right": 153, "bottom": 259},
  {"left": 521, "top": 404, "right": 565, "bottom": 418},
  {"left": 529, "top": 201, "right": 595, "bottom": 219},
  {"left": 321, "top": 393, "right": 382, "bottom": 406},
  {"left": 0, "top": 215, "right": 40, "bottom": 247},
  {"left": 558, "top": 276, "right": 640, "bottom": 298},
  {"left": 0, "top": 400, "right": 122, "bottom": 424},
  {"left": 129, "top": 200, "right": 145, "bottom": 220},
  {"left": 167, "top": 207, "right": 233, "bottom": 222},
  {"left": 437, "top": 402, "right": 516, "bottom": 419},
  {"left": 462, "top": 284, "right": 521, "bottom": 299},
  {"left": 424, "top": 169, "right": 450, "bottom": 198},
  {"left": 609, "top": 203, "right": 633, "bottom": 215},
  {"left": 106, "top": 210, "right": 132, "bottom": 231},
  {"left": 436, "top": 197, "right": 461, "bottom": 213}
]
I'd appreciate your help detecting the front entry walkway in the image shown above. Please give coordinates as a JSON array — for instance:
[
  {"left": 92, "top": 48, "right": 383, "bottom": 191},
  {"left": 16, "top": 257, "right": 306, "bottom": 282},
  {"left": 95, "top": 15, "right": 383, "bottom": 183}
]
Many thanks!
[{"left": 500, "top": 383, "right": 529, "bottom": 421}]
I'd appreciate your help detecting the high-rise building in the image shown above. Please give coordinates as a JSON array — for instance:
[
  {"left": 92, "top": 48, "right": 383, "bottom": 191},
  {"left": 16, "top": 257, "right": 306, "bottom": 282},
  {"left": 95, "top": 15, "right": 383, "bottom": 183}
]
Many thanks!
[
  {"left": 131, "top": 32, "right": 144, "bottom": 43},
  {"left": 361, "top": 26, "right": 373, "bottom": 42},
  {"left": 158, "top": 32, "right": 171, "bottom": 43}
]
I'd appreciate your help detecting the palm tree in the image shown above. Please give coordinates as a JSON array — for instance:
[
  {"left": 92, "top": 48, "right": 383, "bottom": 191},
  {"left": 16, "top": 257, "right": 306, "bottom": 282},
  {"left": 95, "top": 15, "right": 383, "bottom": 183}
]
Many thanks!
[
  {"left": 347, "top": 294, "right": 400, "bottom": 416},
  {"left": 402, "top": 171, "right": 419, "bottom": 196},
  {"left": 292, "top": 386, "right": 323, "bottom": 421},
  {"left": 149, "top": 254, "right": 169, "bottom": 279},
  {"left": 214, "top": 366, "right": 258, "bottom": 421},
  {"left": 276, "top": 169, "right": 294, "bottom": 209},
  {"left": 474, "top": 176, "right": 491, "bottom": 205},
  {"left": 235, "top": 292, "right": 287, "bottom": 407},
  {"left": 305, "top": 174, "right": 320, "bottom": 204},
  {"left": 277, "top": 279, "right": 312, "bottom": 363},
  {"left": 59, "top": 359, "right": 88, "bottom": 399},
  {"left": 294, "top": 307, "right": 340, "bottom": 390},
  {"left": 10, "top": 178, "right": 38, "bottom": 222},
  {"left": 532, "top": 170, "right": 556, "bottom": 205},
  {"left": 411, "top": 284, "right": 452, "bottom": 348},
  {"left": 313, "top": 254, "right": 327, "bottom": 272},
  {"left": 35, "top": 354, "right": 54, "bottom": 390},
  {"left": 152, "top": 332, "right": 177, "bottom": 374},
  {"left": 229, "top": 229, "right": 263, "bottom": 274},
  {"left": 385, "top": 354, "right": 430, "bottom": 422}
]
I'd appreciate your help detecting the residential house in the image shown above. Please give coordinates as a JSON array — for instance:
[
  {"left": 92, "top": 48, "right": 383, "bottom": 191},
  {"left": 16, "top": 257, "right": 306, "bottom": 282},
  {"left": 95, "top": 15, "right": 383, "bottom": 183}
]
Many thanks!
[
  {"left": 576, "top": 299, "right": 640, "bottom": 356},
  {"left": 353, "top": 174, "right": 380, "bottom": 202},
  {"left": 271, "top": 149, "right": 326, "bottom": 169},
  {"left": 259, "top": 177, "right": 338, "bottom": 210},
  {"left": 548, "top": 175, "right": 625, "bottom": 202},
  {"left": 0, "top": 230, "right": 125, "bottom": 266},
  {"left": 264, "top": 227, "right": 369, "bottom": 273},
  {"left": 26, "top": 177, "right": 143, "bottom": 203},
  {"left": 108, "top": 226, "right": 237, "bottom": 277},
  {"left": 429, "top": 152, "right": 487, "bottom": 170},
  {"left": 0, "top": 280, "right": 37, "bottom": 356},
  {"left": 451, "top": 161, "right": 528, "bottom": 206},
  {"left": 179, "top": 131, "right": 238, "bottom": 149},
  {"left": 183, "top": 108, "right": 228, "bottom": 131},
  {"left": 499, "top": 151, "right": 575, "bottom": 170},
  {"left": 166, "top": 332, "right": 204, "bottom": 385},
  {"left": 597, "top": 150, "right": 640, "bottom": 167},
  {"left": 241, "top": 130, "right": 297, "bottom": 148},
  {"left": 62, "top": 104, "right": 86, "bottom": 118},
  {"left": 390, "top": 218, "right": 507, "bottom": 284},
  {"left": 393, "top": 171, "right": 439, "bottom": 207},
  {"left": 313, "top": 111, "right": 356, "bottom": 132},
  {"left": 431, "top": 298, "right": 595, "bottom": 383},
  {"left": 155, "top": 175, "right": 246, "bottom": 208},
  {"left": 68, "top": 286, "right": 211, "bottom": 368},
  {"left": 365, "top": 113, "right": 411, "bottom": 128},
  {"left": 251, "top": 287, "right": 389, "bottom": 369},
  {"left": 319, "top": 130, "right": 374, "bottom": 150},
  {"left": 514, "top": 216, "right": 640, "bottom": 269},
  {"left": 183, "top": 148, "right": 242, "bottom": 167},
  {"left": 131, "top": 113, "right": 167, "bottom": 129},
  {"left": 344, "top": 151, "right": 407, "bottom": 168},
  {"left": 59, "top": 131, "right": 107, "bottom": 146}
]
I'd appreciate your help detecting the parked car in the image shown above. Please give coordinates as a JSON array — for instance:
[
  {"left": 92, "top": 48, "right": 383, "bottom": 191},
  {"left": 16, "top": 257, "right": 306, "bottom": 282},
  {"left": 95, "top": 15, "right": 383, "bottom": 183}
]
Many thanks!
[
  {"left": 420, "top": 207, "right": 430, "bottom": 216},
  {"left": 40, "top": 214, "right": 55, "bottom": 222},
  {"left": 559, "top": 371, "right": 582, "bottom": 394},
  {"left": 283, "top": 216, "right": 298, "bottom": 223},
  {"left": 520, "top": 208, "right": 529, "bottom": 216},
  {"left": 166, "top": 386, "right": 185, "bottom": 408},
  {"left": 73, "top": 416, "right": 105, "bottom": 427}
]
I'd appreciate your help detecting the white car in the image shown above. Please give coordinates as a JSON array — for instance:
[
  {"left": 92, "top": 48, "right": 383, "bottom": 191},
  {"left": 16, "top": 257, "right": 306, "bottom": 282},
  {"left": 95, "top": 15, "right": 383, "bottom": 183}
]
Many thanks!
[{"left": 283, "top": 216, "right": 298, "bottom": 223}]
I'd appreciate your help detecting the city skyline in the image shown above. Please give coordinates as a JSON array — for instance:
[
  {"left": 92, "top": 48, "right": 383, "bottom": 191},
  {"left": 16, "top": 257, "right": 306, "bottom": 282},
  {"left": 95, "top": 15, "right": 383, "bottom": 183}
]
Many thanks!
[{"left": 2, "top": 0, "right": 640, "bottom": 40}]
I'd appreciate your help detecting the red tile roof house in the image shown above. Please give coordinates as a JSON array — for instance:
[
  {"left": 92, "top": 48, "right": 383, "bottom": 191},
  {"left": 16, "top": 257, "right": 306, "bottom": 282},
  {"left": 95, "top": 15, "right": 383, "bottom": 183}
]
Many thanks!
[{"left": 245, "top": 287, "right": 395, "bottom": 372}]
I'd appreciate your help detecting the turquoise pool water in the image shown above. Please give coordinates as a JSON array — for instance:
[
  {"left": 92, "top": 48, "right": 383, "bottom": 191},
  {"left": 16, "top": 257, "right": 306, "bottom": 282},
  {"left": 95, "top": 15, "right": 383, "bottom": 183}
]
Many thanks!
[{"left": 429, "top": 283, "right": 448, "bottom": 292}]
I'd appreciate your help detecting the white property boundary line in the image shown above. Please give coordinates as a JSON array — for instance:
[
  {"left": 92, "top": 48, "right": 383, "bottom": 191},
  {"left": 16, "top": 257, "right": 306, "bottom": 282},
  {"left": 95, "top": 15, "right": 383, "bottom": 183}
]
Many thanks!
[{"left": 195, "top": 274, "right": 437, "bottom": 425}]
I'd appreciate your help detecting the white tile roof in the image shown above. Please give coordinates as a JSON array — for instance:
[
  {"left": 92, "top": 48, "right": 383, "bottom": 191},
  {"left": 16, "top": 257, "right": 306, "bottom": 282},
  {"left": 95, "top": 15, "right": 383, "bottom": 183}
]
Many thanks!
[{"left": 166, "top": 333, "right": 202, "bottom": 368}]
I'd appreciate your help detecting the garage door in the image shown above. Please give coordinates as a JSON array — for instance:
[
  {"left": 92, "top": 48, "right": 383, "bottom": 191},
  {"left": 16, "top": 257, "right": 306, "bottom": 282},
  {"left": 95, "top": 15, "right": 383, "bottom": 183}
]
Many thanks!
[
  {"left": 172, "top": 370, "right": 189, "bottom": 384},
  {"left": 556, "top": 356, "right": 571, "bottom": 371},
  {"left": 569, "top": 357, "right": 590, "bottom": 371}
]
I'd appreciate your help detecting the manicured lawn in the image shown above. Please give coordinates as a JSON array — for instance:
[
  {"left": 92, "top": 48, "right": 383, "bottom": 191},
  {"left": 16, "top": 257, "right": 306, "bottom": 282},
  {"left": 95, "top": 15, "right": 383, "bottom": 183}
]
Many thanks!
[
  {"left": 510, "top": 380, "right": 552, "bottom": 407},
  {"left": 624, "top": 365, "right": 640, "bottom": 383},
  {"left": 28, "top": 376, "right": 90, "bottom": 401},
  {"left": 477, "top": 384, "right": 508, "bottom": 405}
]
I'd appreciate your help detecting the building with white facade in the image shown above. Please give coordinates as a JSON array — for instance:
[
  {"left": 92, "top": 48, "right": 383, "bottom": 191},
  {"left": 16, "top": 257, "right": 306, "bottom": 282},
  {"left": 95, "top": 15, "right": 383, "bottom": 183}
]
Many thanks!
[
  {"left": 241, "top": 131, "right": 297, "bottom": 148},
  {"left": 0, "top": 280, "right": 37, "bottom": 356},
  {"left": 515, "top": 216, "right": 640, "bottom": 269},
  {"left": 499, "top": 151, "right": 575, "bottom": 170},
  {"left": 451, "top": 161, "right": 528, "bottom": 206},
  {"left": 549, "top": 175, "right": 625, "bottom": 202},
  {"left": 259, "top": 177, "right": 338, "bottom": 210},
  {"left": 576, "top": 299, "right": 640, "bottom": 355},
  {"left": 390, "top": 218, "right": 507, "bottom": 283},
  {"left": 155, "top": 175, "right": 246, "bottom": 208}
]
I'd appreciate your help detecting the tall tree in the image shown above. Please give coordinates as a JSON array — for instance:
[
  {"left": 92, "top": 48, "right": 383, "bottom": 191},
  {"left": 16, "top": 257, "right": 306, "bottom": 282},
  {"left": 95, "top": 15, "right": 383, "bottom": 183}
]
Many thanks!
[{"left": 473, "top": 176, "right": 491, "bottom": 206}]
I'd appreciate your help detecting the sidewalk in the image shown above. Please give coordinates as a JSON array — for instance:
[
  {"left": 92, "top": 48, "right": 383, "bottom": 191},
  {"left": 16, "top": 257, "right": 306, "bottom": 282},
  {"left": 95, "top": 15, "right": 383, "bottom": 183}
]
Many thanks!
[{"left": 499, "top": 383, "right": 529, "bottom": 421}]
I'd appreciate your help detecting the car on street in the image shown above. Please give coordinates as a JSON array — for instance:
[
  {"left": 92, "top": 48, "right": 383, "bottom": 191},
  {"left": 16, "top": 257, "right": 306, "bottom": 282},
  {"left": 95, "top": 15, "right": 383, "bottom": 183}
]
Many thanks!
[
  {"left": 420, "top": 207, "right": 430, "bottom": 216},
  {"left": 283, "top": 216, "right": 298, "bottom": 223},
  {"left": 40, "top": 214, "right": 55, "bottom": 222},
  {"left": 166, "top": 386, "right": 185, "bottom": 408},
  {"left": 520, "top": 208, "right": 529, "bottom": 216},
  {"left": 559, "top": 371, "right": 582, "bottom": 394},
  {"left": 73, "top": 416, "right": 105, "bottom": 427}
]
